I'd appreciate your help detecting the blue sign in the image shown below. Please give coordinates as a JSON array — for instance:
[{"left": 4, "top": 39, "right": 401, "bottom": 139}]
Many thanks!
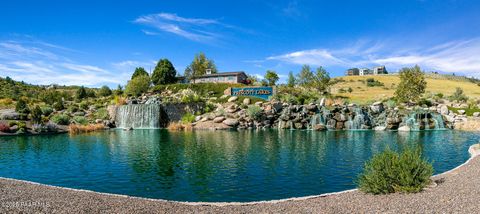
[{"left": 231, "top": 86, "right": 274, "bottom": 100}]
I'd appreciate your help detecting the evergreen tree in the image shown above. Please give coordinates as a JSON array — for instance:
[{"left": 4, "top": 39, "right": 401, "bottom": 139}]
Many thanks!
[
  {"left": 151, "top": 59, "right": 177, "bottom": 85},
  {"left": 287, "top": 71, "right": 296, "bottom": 87},
  {"left": 76, "top": 86, "right": 87, "bottom": 100},
  {"left": 131, "top": 67, "right": 149, "bottom": 80}
]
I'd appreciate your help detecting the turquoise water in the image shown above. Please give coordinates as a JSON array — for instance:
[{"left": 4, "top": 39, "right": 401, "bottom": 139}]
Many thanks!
[{"left": 0, "top": 130, "right": 479, "bottom": 202}]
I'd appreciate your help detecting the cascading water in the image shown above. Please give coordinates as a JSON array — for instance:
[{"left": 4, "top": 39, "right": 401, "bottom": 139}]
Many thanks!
[
  {"left": 404, "top": 111, "right": 446, "bottom": 131},
  {"left": 115, "top": 104, "right": 162, "bottom": 129},
  {"left": 345, "top": 107, "right": 369, "bottom": 130}
]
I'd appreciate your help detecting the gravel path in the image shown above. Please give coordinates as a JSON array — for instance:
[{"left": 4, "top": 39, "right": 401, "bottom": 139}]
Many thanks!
[{"left": 1, "top": 145, "right": 480, "bottom": 214}]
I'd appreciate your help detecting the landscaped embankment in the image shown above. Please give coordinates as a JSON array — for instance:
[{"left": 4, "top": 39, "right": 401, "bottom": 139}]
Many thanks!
[{"left": 1, "top": 144, "right": 479, "bottom": 213}]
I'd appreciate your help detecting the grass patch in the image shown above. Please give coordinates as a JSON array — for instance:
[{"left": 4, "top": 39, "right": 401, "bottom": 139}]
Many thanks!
[
  {"left": 357, "top": 146, "right": 433, "bottom": 194},
  {"left": 167, "top": 121, "right": 193, "bottom": 131},
  {"left": 448, "top": 107, "right": 480, "bottom": 116},
  {"left": 69, "top": 124, "right": 105, "bottom": 134}
]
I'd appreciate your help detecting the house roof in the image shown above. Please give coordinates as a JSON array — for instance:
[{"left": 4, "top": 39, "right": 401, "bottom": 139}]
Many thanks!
[{"left": 196, "top": 71, "right": 247, "bottom": 78}]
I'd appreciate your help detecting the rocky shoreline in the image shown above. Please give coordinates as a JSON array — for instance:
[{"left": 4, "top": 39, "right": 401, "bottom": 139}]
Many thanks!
[
  {"left": 1, "top": 144, "right": 479, "bottom": 213},
  {"left": 191, "top": 97, "right": 475, "bottom": 131}
]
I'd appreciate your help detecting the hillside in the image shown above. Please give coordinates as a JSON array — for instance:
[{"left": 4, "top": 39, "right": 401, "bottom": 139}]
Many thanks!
[{"left": 331, "top": 74, "right": 480, "bottom": 104}]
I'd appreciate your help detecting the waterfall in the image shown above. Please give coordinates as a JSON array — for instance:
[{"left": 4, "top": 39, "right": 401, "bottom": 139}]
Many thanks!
[
  {"left": 310, "top": 108, "right": 331, "bottom": 130},
  {"left": 345, "top": 107, "right": 369, "bottom": 130},
  {"left": 404, "top": 111, "right": 446, "bottom": 131},
  {"left": 115, "top": 104, "right": 162, "bottom": 129}
]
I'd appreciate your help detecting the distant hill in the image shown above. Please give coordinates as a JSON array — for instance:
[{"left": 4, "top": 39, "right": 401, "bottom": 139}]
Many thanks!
[
  {"left": 332, "top": 74, "right": 480, "bottom": 104},
  {"left": 0, "top": 77, "right": 44, "bottom": 100},
  {"left": 0, "top": 76, "right": 91, "bottom": 101}
]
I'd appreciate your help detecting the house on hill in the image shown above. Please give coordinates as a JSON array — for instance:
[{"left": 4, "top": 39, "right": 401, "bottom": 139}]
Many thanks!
[
  {"left": 178, "top": 71, "right": 248, "bottom": 84},
  {"left": 346, "top": 66, "right": 388, "bottom": 76}
]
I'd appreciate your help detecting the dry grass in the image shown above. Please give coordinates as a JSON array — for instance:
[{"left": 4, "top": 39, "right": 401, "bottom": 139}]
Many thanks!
[
  {"left": 167, "top": 121, "right": 193, "bottom": 131},
  {"left": 332, "top": 74, "right": 480, "bottom": 104},
  {"left": 454, "top": 118, "right": 480, "bottom": 131},
  {"left": 69, "top": 124, "right": 105, "bottom": 134}
]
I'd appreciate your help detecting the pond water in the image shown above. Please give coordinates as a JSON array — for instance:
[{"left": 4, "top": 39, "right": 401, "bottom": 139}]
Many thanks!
[{"left": 0, "top": 130, "right": 479, "bottom": 202}]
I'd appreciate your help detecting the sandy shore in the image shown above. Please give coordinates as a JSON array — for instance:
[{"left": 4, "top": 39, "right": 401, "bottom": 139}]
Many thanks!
[{"left": 1, "top": 144, "right": 479, "bottom": 213}]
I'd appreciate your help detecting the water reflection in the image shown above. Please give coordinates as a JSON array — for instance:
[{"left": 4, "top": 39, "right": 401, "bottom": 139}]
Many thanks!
[{"left": 0, "top": 130, "right": 479, "bottom": 202}]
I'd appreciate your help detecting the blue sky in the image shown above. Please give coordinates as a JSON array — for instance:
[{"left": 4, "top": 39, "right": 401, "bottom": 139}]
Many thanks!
[{"left": 1, "top": 0, "right": 480, "bottom": 87}]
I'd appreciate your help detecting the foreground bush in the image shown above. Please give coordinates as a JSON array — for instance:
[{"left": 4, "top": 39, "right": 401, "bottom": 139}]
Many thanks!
[{"left": 357, "top": 147, "right": 433, "bottom": 194}]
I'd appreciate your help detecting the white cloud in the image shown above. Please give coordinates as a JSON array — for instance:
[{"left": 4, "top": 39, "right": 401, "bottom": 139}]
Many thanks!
[
  {"left": 0, "top": 39, "right": 133, "bottom": 86},
  {"left": 134, "top": 12, "right": 234, "bottom": 43},
  {"left": 267, "top": 49, "right": 346, "bottom": 66},
  {"left": 266, "top": 38, "right": 480, "bottom": 78}
]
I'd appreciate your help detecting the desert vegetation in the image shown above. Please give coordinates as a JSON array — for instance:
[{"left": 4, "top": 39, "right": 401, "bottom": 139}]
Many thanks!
[{"left": 357, "top": 147, "right": 433, "bottom": 194}]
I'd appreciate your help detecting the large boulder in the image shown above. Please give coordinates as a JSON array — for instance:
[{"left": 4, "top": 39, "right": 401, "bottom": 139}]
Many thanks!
[
  {"left": 243, "top": 98, "right": 251, "bottom": 105},
  {"left": 439, "top": 105, "right": 449, "bottom": 115},
  {"left": 458, "top": 110, "right": 466, "bottom": 115},
  {"left": 223, "top": 119, "right": 239, "bottom": 127},
  {"left": 398, "top": 125, "right": 411, "bottom": 132},
  {"left": 473, "top": 112, "right": 480, "bottom": 117},
  {"left": 228, "top": 96, "right": 238, "bottom": 102},
  {"left": 370, "top": 101, "right": 384, "bottom": 113},
  {"left": 374, "top": 126, "right": 387, "bottom": 131},
  {"left": 312, "top": 124, "right": 326, "bottom": 131},
  {"left": 0, "top": 109, "right": 20, "bottom": 120},
  {"left": 213, "top": 116, "right": 226, "bottom": 123}
]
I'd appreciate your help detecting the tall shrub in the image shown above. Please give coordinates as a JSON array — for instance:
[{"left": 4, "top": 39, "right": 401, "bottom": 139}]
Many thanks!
[
  {"left": 358, "top": 147, "right": 433, "bottom": 194},
  {"left": 395, "top": 65, "right": 427, "bottom": 102}
]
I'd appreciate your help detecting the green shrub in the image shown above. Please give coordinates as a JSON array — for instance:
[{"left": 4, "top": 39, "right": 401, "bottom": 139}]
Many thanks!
[
  {"left": 417, "top": 98, "right": 433, "bottom": 107},
  {"left": 72, "top": 116, "right": 89, "bottom": 125},
  {"left": 31, "top": 105, "right": 43, "bottom": 124},
  {"left": 181, "top": 113, "right": 196, "bottom": 123},
  {"left": 51, "top": 114, "right": 71, "bottom": 125},
  {"left": 98, "top": 85, "right": 112, "bottom": 97},
  {"left": 53, "top": 101, "right": 65, "bottom": 111},
  {"left": 358, "top": 147, "right": 433, "bottom": 194},
  {"left": 94, "top": 108, "right": 109, "bottom": 120},
  {"left": 79, "top": 101, "right": 89, "bottom": 110},
  {"left": 204, "top": 102, "right": 216, "bottom": 113},
  {"left": 247, "top": 105, "right": 263, "bottom": 120},
  {"left": 9, "top": 121, "right": 26, "bottom": 134},
  {"left": 366, "top": 78, "right": 385, "bottom": 87},
  {"left": 41, "top": 106, "right": 54, "bottom": 116},
  {"left": 15, "top": 98, "right": 30, "bottom": 115},
  {"left": 449, "top": 87, "right": 468, "bottom": 102},
  {"left": 126, "top": 75, "right": 151, "bottom": 96}
]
